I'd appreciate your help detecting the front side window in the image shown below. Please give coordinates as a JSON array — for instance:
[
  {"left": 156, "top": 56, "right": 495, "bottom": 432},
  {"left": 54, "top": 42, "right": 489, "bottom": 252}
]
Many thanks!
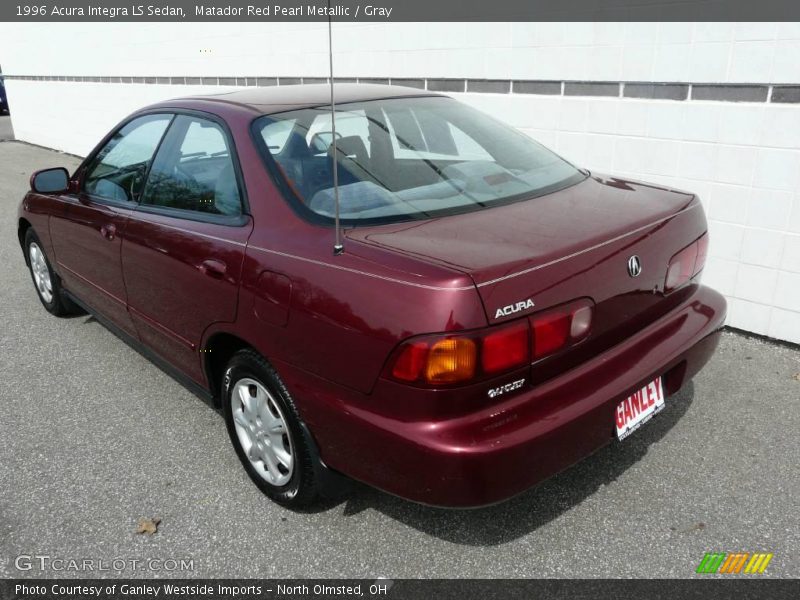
[
  {"left": 83, "top": 114, "right": 172, "bottom": 203},
  {"left": 141, "top": 115, "right": 243, "bottom": 216},
  {"left": 254, "top": 96, "right": 584, "bottom": 224}
]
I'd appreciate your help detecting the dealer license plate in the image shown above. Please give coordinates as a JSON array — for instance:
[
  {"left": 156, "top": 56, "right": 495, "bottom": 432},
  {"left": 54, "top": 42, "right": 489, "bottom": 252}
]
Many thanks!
[{"left": 615, "top": 377, "right": 665, "bottom": 441}]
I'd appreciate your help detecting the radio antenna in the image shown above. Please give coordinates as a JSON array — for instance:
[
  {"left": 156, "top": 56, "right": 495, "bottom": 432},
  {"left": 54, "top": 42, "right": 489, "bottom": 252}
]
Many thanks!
[{"left": 327, "top": 0, "right": 344, "bottom": 255}]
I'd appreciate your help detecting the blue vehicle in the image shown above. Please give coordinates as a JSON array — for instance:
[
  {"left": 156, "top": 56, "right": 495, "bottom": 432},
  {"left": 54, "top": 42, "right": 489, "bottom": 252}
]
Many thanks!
[{"left": 0, "top": 77, "right": 8, "bottom": 114}]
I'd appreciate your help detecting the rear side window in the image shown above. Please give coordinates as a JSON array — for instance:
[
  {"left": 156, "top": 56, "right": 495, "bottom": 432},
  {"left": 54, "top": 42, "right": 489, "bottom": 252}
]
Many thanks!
[
  {"left": 141, "top": 115, "right": 243, "bottom": 217},
  {"left": 83, "top": 114, "right": 172, "bottom": 203}
]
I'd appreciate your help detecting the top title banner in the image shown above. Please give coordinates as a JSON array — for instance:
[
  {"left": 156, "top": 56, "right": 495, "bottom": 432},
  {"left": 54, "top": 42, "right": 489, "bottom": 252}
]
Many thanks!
[{"left": 4, "top": 0, "right": 800, "bottom": 21}]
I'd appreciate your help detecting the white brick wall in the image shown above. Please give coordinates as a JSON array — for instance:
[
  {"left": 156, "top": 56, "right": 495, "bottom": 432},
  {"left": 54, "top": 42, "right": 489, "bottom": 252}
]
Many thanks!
[
  {"left": 1, "top": 22, "right": 799, "bottom": 343},
  {"left": 461, "top": 92, "right": 800, "bottom": 343}
]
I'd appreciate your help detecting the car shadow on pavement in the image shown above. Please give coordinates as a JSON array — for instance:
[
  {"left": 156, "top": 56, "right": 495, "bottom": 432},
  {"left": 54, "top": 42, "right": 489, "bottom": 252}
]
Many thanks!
[
  {"left": 0, "top": 116, "right": 15, "bottom": 141},
  {"left": 337, "top": 382, "right": 695, "bottom": 546}
]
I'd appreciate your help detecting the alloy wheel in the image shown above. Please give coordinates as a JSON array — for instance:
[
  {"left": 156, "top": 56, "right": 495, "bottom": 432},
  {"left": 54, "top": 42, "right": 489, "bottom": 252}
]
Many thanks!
[
  {"left": 230, "top": 377, "right": 294, "bottom": 486},
  {"left": 29, "top": 242, "right": 54, "bottom": 304}
]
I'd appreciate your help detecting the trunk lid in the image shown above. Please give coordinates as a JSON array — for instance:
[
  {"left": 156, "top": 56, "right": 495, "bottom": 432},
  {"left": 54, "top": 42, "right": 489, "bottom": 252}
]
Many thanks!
[{"left": 348, "top": 174, "right": 706, "bottom": 347}]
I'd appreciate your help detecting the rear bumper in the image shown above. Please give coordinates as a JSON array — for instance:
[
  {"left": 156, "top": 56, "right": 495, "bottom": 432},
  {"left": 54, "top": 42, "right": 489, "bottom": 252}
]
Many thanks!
[{"left": 281, "top": 284, "right": 726, "bottom": 507}]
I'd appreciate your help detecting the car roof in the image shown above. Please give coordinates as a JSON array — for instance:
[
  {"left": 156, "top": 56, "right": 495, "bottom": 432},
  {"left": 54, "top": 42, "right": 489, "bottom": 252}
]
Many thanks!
[{"left": 175, "top": 83, "right": 441, "bottom": 115}]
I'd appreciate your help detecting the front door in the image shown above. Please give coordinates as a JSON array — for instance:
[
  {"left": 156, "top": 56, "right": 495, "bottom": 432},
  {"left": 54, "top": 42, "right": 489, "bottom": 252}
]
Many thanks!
[
  {"left": 50, "top": 113, "right": 173, "bottom": 337},
  {"left": 121, "top": 114, "right": 252, "bottom": 383}
]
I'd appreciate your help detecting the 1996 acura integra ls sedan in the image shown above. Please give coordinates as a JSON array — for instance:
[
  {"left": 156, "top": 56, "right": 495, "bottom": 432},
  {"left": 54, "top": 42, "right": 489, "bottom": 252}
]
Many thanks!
[{"left": 18, "top": 84, "right": 726, "bottom": 507}]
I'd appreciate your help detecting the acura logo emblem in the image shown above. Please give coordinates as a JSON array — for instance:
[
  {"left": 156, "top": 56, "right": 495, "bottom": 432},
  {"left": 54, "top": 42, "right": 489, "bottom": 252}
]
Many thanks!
[{"left": 627, "top": 255, "right": 642, "bottom": 278}]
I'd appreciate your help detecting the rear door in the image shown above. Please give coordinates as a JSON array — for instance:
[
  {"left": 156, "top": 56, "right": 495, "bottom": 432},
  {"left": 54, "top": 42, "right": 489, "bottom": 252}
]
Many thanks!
[
  {"left": 121, "top": 113, "right": 252, "bottom": 384},
  {"left": 50, "top": 113, "right": 173, "bottom": 337}
]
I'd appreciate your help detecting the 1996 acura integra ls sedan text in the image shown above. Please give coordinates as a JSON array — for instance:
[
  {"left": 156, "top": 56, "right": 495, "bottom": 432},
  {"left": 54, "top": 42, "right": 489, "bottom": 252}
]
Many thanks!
[{"left": 18, "top": 84, "right": 726, "bottom": 507}]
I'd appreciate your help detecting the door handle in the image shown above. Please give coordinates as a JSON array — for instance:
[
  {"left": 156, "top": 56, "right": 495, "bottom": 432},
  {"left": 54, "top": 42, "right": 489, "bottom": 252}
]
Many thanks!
[
  {"left": 100, "top": 224, "right": 116, "bottom": 241},
  {"left": 198, "top": 259, "right": 227, "bottom": 279}
]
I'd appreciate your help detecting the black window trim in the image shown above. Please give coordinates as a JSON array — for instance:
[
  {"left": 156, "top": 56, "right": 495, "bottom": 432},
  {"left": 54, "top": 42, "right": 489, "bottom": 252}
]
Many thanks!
[{"left": 76, "top": 107, "right": 251, "bottom": 227}]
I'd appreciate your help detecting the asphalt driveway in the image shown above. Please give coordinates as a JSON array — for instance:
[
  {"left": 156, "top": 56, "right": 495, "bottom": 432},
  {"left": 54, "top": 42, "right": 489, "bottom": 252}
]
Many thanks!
[{"left": 1, "top": 141, "right": 798, "bottom": 579}]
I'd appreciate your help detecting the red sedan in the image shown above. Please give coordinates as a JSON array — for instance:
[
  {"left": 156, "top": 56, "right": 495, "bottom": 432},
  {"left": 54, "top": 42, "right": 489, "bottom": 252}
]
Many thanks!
[{"left": 17, "top": 84, "right": 725, "bottom": 507}]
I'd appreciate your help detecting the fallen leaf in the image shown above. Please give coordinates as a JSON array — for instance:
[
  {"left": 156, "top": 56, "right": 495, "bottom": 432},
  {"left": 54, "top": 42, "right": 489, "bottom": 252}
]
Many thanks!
[
  {"left": 681, "top": 522, "right": 706, "bottom": 533},
  {"left": 136, "top": 517, "right": 161, "bottom": 535},
  {"left": 792, "top": 372, "right": 800, "bottom": 382}
]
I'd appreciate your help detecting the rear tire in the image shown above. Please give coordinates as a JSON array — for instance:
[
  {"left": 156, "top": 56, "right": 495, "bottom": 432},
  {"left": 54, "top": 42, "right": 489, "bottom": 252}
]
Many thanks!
[
  {"left": 24, "top": 228, "right": 80, "bottom": 317},
  {"left": 222, "top": 349, "right": 321, "bottom": 508}
]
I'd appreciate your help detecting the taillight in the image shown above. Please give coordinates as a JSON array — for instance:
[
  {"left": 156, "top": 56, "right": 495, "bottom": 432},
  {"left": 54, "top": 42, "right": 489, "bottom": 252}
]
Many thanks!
[
  {"left": 425, "top": 338, "right": 477, "bottom": 384},
  {"left": 390, "top": 341, "right": 429, "bottom": 382},
  {"left": 391, "top": 336, "right": 478, "bottom": 385},
  {"left": 530, "top": 298, "right": 593, "bottom": 360},
  {"left": 665, "top": 233, "right": 707, "bottom": 292},
  {"left": 695, "top": 233, "right": 709, "bottom": 274},
  {"left": 570, "top": 304, "right": 594, "bottom": 338},
  {"left": 390, "top": 325, "right": 519, "bottom": 386},
  {"left": 387, "top": 298, "right": 594, "bottom": 387},
  {"left": 531, "top": 311, "right": 570, "bottom": 359},
  {"left": 482, "top": 320, "right": 529, "bottom": 374}
]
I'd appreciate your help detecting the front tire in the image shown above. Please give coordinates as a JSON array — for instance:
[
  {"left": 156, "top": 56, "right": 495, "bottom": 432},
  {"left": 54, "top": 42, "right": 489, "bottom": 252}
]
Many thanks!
[
  {"left": 24, "top": 228, "right": 79, "bottom": 316},
  {"left": 222, "top": 349, "right": 321, "bottom": 508}
]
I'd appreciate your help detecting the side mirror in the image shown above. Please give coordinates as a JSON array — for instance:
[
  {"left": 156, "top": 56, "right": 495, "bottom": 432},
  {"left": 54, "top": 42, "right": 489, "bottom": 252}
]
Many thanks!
[{"left": 31, "top": 168, "right": 70, "bottom": 194}]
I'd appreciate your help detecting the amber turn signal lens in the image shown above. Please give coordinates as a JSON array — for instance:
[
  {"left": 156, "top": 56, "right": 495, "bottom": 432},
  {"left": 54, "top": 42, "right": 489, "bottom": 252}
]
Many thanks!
[{"left": 425, "top": 337, "right": 477, "bottom": 384}]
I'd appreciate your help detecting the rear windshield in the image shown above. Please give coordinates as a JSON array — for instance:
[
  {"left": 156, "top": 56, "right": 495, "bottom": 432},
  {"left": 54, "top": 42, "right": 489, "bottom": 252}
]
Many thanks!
[{"left": 254, "top": 96, "right": 584, "bottom": 225}]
